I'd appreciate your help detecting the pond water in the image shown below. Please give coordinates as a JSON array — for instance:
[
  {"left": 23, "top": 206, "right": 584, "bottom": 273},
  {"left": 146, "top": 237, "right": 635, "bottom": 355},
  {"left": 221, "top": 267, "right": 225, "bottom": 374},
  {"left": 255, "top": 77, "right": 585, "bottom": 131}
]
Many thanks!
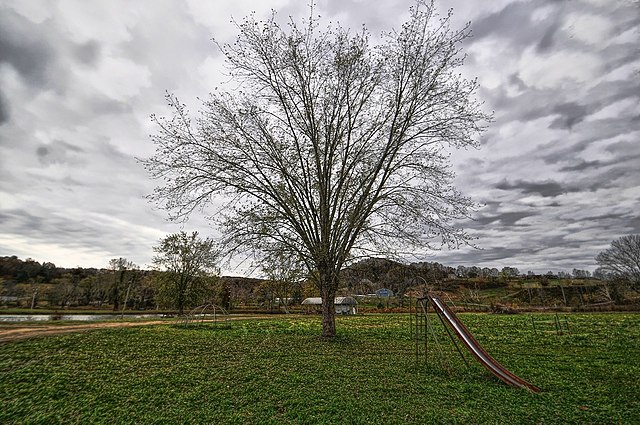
[{"left": 0, "top": 314, "right": 165, "bottom": 322}]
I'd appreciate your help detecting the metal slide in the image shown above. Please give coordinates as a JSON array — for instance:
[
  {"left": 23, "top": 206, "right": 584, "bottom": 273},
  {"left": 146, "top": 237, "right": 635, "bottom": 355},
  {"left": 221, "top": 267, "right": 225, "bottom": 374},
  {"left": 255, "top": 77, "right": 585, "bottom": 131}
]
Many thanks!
[{"left": 427, "top": 294, "right": 541, "bottom": 392}]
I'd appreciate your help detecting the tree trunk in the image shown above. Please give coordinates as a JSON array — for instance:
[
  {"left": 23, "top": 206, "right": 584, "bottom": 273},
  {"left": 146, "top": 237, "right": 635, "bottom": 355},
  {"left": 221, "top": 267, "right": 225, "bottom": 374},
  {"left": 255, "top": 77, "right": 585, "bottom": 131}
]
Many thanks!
[
  {"left": 113, "top": 270, "right": 124, "bottom": 311},
  {"left": 319, "top": 270, "right": 337, "bottom": 337},
  {"left": 112, "top": 283, "right": 120, "bottom": 311},
  {"left": 178, "top": 291, "right": 185, "bottom": 315},
  {"left": 177, "top": 275, "right": 186, "bottom": 315},
  {"left": 321, "top": 292, "right": 336, "bottom": 337}
]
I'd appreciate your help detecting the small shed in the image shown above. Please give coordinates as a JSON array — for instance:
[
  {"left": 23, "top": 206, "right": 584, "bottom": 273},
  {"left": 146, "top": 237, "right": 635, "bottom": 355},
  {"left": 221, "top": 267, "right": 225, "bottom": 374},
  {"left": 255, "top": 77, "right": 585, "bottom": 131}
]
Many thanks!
[{"left": 301, "top": 297, "right": 357, "bottom": 315}]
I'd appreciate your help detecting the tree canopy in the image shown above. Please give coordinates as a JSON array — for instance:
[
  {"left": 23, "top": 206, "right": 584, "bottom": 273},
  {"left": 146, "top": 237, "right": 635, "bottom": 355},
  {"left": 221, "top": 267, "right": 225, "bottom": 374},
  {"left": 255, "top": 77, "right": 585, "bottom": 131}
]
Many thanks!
[
  {"left": 144, "top": 1, "right": 490, "bottom": 336},
  {"left": 152, "top": 231, "right": 219, "bottom": 314},
  {"left": 595, "top": 234, "right": 640, "bottom": 290}
]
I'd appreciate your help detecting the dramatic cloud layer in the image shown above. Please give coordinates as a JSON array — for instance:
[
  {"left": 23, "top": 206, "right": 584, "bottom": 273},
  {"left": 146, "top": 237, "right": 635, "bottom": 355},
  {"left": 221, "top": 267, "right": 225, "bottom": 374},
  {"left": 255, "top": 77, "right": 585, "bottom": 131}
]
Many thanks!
[{"left": 0, "top": 0, "right": 638, "bottom": 274}]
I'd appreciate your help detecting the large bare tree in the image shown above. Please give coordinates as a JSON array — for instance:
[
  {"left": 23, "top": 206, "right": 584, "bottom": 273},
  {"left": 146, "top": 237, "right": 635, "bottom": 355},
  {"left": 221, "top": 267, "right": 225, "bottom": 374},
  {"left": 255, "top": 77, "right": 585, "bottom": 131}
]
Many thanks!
[
  {"left": 144, "top": 1, "right": 490, "bottom": 336},
  {"left": 595, "top": 234, "right": 640, "bottom": 291}
]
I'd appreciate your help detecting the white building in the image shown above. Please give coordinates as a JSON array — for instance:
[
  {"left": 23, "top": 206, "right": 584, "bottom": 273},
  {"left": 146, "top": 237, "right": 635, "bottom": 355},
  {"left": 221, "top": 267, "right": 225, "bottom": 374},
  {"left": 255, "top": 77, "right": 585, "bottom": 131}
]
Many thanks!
[{"left": 301, "top": 297, "right": 357, "bottom": 315}]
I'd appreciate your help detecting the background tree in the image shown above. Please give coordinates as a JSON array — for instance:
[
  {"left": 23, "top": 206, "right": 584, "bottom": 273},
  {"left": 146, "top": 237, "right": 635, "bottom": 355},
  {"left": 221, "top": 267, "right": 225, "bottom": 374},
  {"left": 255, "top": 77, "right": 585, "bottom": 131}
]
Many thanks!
[
  {"left": 500, "top": 267, "right": 519, "bottom": 282},
  {"left": 144, "top": 1, "right": 489, "bottom": 336},
  {"left": 386, "top": 265, "right": 414, "bottom": 306},
  {"left": 596, "top": 234, "right": 640, "bottom": 291},
  {"left": 572, "top": 268, "right": 591, "bottom": 279},
  {"left": 133, "top": 272, "right": 157, "bottom": 310},
  {"left": 107, "top": 258, "right": 137, "bottom": 311},
  {"left": 593, "top": 267, "right": 626, "bottom": 304},
  {"left": 92, "top": 271, "right": 112, "bottom": 307},
  {"left": 221, "top": 277, "right": 262, "bottom": 309},
  {"left": 262, "top": 252, "right": 305, "bottom": 313},
  {"left": 253, "top": 280, "right": 278, "bottom": 311},
  {"left": 152, "top": 231, "right": 219, "bottom": 314},
  {"left": 77, "top": 275, "right": 93, "bottom": 306},
  {"left": 48, "top": 274, "right": 76, "bottom": 308}
]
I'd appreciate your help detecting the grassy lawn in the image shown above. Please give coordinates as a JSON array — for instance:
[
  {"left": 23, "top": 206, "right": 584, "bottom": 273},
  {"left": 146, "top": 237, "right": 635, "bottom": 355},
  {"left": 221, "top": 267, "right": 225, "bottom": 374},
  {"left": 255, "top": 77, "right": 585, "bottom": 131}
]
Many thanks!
[{"left": 1, "top": 313, "right": 639, "bottom": 424}]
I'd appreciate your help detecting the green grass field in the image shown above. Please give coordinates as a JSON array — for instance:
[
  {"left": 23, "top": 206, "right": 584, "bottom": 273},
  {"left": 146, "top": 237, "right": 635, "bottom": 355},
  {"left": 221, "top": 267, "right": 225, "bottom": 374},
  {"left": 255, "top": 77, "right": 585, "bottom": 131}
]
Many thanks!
[{"left": 1, "top": 313, "right": 639, "bottom": 424}]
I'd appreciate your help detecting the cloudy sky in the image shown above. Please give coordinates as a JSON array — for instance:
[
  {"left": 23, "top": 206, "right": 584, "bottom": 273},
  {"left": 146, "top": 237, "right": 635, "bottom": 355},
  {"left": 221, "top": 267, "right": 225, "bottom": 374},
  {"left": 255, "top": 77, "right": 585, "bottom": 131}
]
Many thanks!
[{"left": 0, "top": 0, "right": 638, "bottom": 274}]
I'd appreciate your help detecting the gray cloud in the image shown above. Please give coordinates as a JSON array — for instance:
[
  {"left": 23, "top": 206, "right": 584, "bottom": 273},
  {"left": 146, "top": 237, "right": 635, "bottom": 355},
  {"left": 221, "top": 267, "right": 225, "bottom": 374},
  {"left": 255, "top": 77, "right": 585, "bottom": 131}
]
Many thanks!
[
  {"left": 0, "top": 210, "right": 44, "bottom": 234},
  {"left": 488, "top": 78, "right": 638, "bottom": 132},
  {"left": 88, "top": 98, "right": 133, "bottom": 116},
  {"left": 36, "top": 140, "right": 85, "bottom": 166},
  {"left": 413, "top": 0, "right": 639, "bottom": 272},
  {"left": 508, "top": 73, "right": 528, "bottom": 91},
  {"left": 536, "top": 20, "right": 561, "bottom": 53},
  {"left": 473, "top": 211, "right": 535, "bottom": 227},
  {"left": 461, "top": 246, "right": 527, "bottom": 263},
  {"left": 538, "top": 119, "right": 639, "bottom": 169},
  {"left": 552, "top": 140, "right": 640, "bottom": 193},
  {"left": 559, "top": 145, "right": 640, "bottom": 173},
  {"left": 321, "top": 0, "right": 408, "bottom": 35},
  {"left": 0, "top": 8, "right": 109, "bottom": 95},
  {"left": 585, "top": 166, "right": 637, "bottom": 191},
  {"left": 605, "top": 139, "right": 640, "bottom": 156},
  {"left": 469, "top": 0, "right": 570, "bottom": 53},
  {"left": 0, "top": 90, "right": 8, "bottom": 125},
  {"left": 0, "top": 209, "right": 72, "bottom": 236},
  {"left": 559, "top": 160, "right": 604, "bottom": 172},
  {"left": 531, "top": 233, "right": 584, "bottom": 253},
  {"left": 566, "top": 212, "right": 627, "bottom": 224},
  {"left": 602, "top": 42, "right": 640, "bottom": 74},
  {"left": 74, "top": 40, "right": 101, "bottom": 65},
  {"left": 628, "top": 216, "right": 640, "bottom": 234},
  {"left": 0, "top": 206, "right": 158, "bottom": 267},
  {"left": 470, "top": 2, "right": 533, "bottom": 42},
  {"left": 0, "top": 9, "right": 56, "bottom": 87},
  {"left": 495, "top": 179, "right": 573, "bottom": 197},
  {"left": 549, "top": 102, "right": 589, "bottom": 130}
]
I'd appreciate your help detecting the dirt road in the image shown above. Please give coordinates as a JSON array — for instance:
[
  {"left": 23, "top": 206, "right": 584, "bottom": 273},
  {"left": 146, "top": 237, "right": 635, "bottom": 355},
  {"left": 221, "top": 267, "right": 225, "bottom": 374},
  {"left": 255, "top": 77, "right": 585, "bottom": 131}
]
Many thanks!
[
  {"left": 0, "top": 320, "right": 170, "bottom": 344},
  {"left": 0, "top": 315, "right": 270, "bottom": 344}
]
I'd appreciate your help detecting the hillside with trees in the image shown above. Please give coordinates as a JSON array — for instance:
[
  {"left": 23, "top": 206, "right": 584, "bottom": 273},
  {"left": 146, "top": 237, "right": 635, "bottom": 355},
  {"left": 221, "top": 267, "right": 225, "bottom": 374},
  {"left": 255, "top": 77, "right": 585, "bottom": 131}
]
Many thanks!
[{"left": 2, "top": 254, "right": 637, "bottom": 313}]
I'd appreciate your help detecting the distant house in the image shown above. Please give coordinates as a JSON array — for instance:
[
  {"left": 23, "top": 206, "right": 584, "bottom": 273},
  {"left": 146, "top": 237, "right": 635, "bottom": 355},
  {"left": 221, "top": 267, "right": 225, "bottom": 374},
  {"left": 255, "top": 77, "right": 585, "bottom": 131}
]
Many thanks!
[
  {"left": 375, "top": 288, "right": 394, "bottom": 297},
  {"left": 0, "top": 296, "right": 19, "bottom": 303},
  {"left": 301, "top": 297, "right": 357, "bottom": 315}
]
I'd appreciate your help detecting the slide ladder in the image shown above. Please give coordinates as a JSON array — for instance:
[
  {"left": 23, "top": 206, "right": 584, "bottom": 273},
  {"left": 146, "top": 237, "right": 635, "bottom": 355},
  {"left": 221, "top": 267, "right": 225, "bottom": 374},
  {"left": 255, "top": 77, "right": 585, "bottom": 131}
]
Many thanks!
[{"left": 425, "top": 294, "right": 540, "bottom": 392}]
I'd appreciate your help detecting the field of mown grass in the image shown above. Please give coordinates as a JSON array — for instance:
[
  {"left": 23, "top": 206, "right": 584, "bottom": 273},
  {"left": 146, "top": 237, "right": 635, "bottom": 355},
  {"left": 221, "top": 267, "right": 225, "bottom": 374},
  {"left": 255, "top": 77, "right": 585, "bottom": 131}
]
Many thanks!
[{"left": 1, "top": 313, "right": 639, "bottom": 424}]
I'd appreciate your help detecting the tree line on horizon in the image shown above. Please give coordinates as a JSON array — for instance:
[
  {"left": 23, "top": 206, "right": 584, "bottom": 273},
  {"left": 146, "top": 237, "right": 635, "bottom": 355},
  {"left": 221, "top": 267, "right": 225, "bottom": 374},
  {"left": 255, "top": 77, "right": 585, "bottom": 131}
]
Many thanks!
[{"left": 2, "top": 233, "right": 638, "bottom": 312}]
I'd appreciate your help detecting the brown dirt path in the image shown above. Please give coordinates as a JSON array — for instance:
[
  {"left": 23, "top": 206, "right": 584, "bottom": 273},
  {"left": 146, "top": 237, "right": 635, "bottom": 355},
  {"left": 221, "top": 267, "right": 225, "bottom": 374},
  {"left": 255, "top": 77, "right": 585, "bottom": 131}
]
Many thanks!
[
  {"left": 0, "top": 315, "right": 272, "bottom": 344},
  {"left": 0, "top": 321, "right": 169, "bottom": 344}
]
